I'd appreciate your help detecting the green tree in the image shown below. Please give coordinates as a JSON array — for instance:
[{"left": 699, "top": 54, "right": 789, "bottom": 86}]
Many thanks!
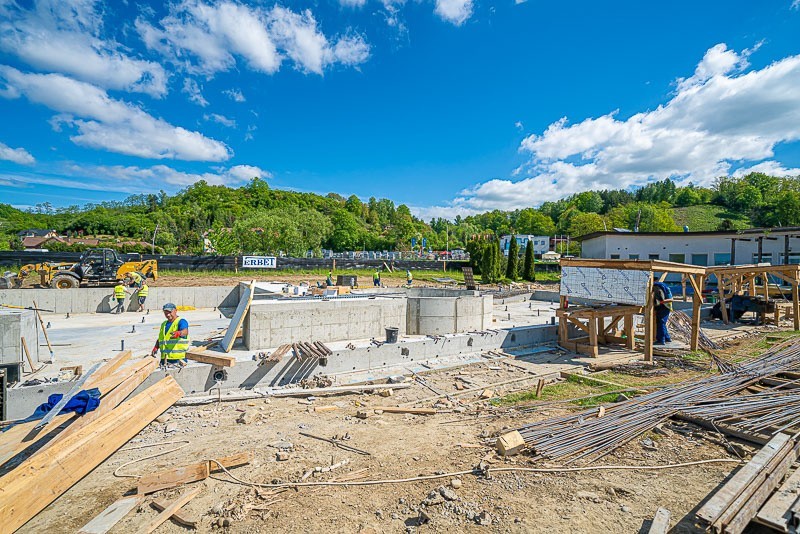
[
  {"left": 481, "top": 240, "right": 496, "bottom": 284},
  {"left": 522, "top": 240, "right": 535, "bottom": 281},
  {"left": 515, "top": 208, "right": 556, "bottom": 235},
  {"left": 775, "top": 191, "right": 800, "bottom": 226},
  {"left": 567, "top": 212, "right": 606, "bottom": 237},
  {"left": 506, "top": 237, "right": 519, "bottom": 280},
  {"left": 573, "top": 191, "right": 604, "bottom": 213}
]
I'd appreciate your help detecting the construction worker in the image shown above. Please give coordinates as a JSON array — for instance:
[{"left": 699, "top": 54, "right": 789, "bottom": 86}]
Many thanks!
[
  {"left": 112, "top": 281, "right": 128, "bottom": 314},
  {"left": 326, "top": 270, "right": 333, "bottom": 287},
  {"left": 137, "top": 282, "right": 149, "bottom": 312},
  {"left": 373, "top": 269, "right": 381, "bottom": 287},
  {"left": 653, "top": 281, "right": 674, "bottom": 345},
  {"left": 151, "top": 303, "right": 189, "bottom": 368},
  {"left": 126, "top": 271, "right": 144, "bottom": 289},
  {"left": 406, "top": 270, "right": 413, "bottom": 287}
]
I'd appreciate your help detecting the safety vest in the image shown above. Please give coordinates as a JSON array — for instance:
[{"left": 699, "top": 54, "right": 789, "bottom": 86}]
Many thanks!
[
  {"left": 373, "top": 272, "right": 379, "bottom": 281},
  {"left": 114, "top": 285, "right": 125, "bottom": 299},
  {"left": 139, "top": 284, "right": 149, "bottom": 297},
  {"left": 130, "top": 272, "right": 143, "bottom": 284},
  {"left": 158, "top": 318, "right": 189, "bottom": 360},
  {"left": 407, "top": 272, "right": 413, "bottom": 281}
]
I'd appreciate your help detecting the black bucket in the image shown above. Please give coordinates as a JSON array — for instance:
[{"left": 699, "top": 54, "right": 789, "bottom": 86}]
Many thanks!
[{"left": 385, "top": 327, "right": 399, "bottom": 343}]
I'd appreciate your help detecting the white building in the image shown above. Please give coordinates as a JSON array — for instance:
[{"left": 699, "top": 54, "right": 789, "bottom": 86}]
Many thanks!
[
  {"left": 580, "top": 227, "right": 800, "bottom": 267},
  {"left": 500, "top": 235, "right": 550, "bottom": 256}
]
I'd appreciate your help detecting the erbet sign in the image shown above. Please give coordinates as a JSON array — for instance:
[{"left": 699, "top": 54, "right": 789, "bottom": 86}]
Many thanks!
[{"left": 241, "top": 256, "right": 277, "bottom": 268}]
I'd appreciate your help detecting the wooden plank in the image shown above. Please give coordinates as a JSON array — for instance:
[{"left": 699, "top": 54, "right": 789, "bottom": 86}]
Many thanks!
[
  {"left": 78, "top": 496, "right": 144, "bottom": 534},
  {"left": 644, "top": 275, "right": 654, "bottom": 362},
  {"left": 138, "top": 463, "right": 209, "bottom": 495},
  {"left": 691, "top": 275, "right": 705, "bottom": 351},
  {"left": 35, "top": 359, "right": 158, "bottom": 456},
  {"left": 150, "top": 498, "right": 198, "bottom": 529},
  {"left": 725, "top": 441, "right": 800, "bottom": 534},
  {"left": 137, "top": 487, "right": 201, "bottom": 534},
  {"left": 221, "top": 281, "right": 255, "bottom": 353},
  {"left": 648, "top": 507, "right": 671, "bottom": 534},
  {"left": 0, "top": 376, "right": 184, "bottom": 534},
  {"left": 137, "top": 452, "right": 252, "bottom": 494},
  {"left": 186, "top": 351, "right": 236, "bottom": 367},
  {"left": 755, "top": 467, "right": 800, "bottom": 532},
  {"left": 20, "top": 336, "right": 36, "bottom": 372},
  {"left": 624, "top": 314, "right": 634, "bottom": 350},
  {"left": 696, "top": 433, "right": 791, "bottom": 526},
  {"left": 87, "top": 350, "right": 133, "bottom": 385}
]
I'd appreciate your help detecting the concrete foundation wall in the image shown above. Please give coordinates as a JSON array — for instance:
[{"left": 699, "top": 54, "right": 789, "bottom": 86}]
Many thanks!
[
  {"left": 406, "top": 295, "right": 492, "bottom": 335},
  {"left": 0, "top": 286, "right": 239, "bottom": 314},
  {"left": 0, "top": 309, "right": 40, "bottom": 366},
  {"left": 245, "top": 297, "right": 407, "bottom": 349}
]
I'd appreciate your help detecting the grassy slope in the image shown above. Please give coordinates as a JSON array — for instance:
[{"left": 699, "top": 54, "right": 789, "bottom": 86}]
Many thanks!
[{"left": 671, "top": 205, "right": 751, "bottom": 232}]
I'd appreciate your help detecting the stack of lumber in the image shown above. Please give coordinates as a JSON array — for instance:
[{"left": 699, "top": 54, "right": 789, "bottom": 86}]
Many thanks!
[
  {"left": 293, "top": 341, "right": 332, "bottom": 363},
  {"left": 697, "top": 433, "right": 800, "bottom": 534},
  {"left": 0, "top": 350, "right": 184, "bottom": 533}
]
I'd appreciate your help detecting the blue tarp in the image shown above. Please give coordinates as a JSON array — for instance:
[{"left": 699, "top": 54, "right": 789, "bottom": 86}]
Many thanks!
[{"left": 1, "top": 388, "right": 103, "bottom": 430}]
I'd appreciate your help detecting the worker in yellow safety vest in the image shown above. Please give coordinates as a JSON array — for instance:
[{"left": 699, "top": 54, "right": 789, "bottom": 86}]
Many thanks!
[
  {"left": 112, "top": 282, "right": 128, "bottom": 314},
  {"left": 126, "top": 271, "right": 144, "bottom": 289},
  {"left": 151, "top": 302, "right": 189, "bottom": 367},
  {"left": 137, "top": 282, "right": 149, "bottom": 312}
]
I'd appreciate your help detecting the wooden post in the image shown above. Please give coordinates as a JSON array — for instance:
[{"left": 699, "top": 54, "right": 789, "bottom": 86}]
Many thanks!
[
  {"left": 720, "top": 277, "right": 730, "bottom": 325},
  {"left": 588, "top": 314, "right": 598, "bottom": 357},
  {"left": 681, "top": 275, "right": 687, "bottom": 302},
  {"left": 624, "top": 313, "right": 634, "bottom": 350},
  {"left": 793, "top": 278, "right": 800, "bottom": 331},
  {"left": 644, "top": 275, "right": 654, "bottom": 362},
  {"left": 690, "top": 275, "right": 705, "bottom": 352}
]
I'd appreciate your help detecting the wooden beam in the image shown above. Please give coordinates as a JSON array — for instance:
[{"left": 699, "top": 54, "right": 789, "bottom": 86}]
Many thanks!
[
  {"left": 644, "top": 275, "right": 654, "bottom": 362},
  {"left": 137, "top": 452, "right": 251, "bottom": 494},
  {"left": 186, "top": 351, "right": 236, "bottom": 367},
  {"left": 87, "top": 350, "right": 132, "bottom": 385},
  {"left": 137, "top": 487, "right": 201, "bottom": 534},
  {"left": 624, "top": 314, "right": 634, "bottom": 350},
  {"left": 690, "top": 275, "right": 705, "bottom": 351},
  {"left": 565, "top": 315, "right": 589, "bottom": 334},
  {"left": 220, "top": 280, "right": 255, "bottom": 353},
  {"left": 0, "top": 377, "right": 184, "bottom": 534},
  {"left": 755, "top": 467, "right": 800, "bottom": 531},
  {"left": 150, "top": 498, "right": 198, "bottom": 529},
  {"left": 36, "top": 358, "right": 158, "bottom": 455},
  {"left": 588, "top": 317, "right": 598, "bottom": 358}
]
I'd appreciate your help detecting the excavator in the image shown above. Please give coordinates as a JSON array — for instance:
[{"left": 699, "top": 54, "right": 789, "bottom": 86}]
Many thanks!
[{"left": 0, "top": 248, "right": 158, "bottom": 289}]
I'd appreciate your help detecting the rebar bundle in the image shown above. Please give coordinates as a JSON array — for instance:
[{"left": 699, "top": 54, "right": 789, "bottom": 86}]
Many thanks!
[
  {"left": 668, "top": 310, "right": 720, "bottom": 351},
  {"left": 514, "top": 339, "right": 800, "bottom": 463}
]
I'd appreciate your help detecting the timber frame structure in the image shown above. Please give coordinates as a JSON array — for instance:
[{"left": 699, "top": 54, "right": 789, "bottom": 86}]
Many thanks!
[
  {"left": 558, "top": 258, "right": 707, "bottom": 362},
  {"left": 705, "top": 263, "right": 800, "bottom": 329}
]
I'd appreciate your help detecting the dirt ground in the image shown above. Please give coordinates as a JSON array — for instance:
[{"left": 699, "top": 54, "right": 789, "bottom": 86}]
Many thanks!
[{"left": 18, "top": 336, "right": 771, "bottom": 534}]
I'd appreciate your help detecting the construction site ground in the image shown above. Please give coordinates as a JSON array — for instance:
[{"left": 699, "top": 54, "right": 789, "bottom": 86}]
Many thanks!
[{"left": 17, "top": 327, "right": 794, "bottom": 533}]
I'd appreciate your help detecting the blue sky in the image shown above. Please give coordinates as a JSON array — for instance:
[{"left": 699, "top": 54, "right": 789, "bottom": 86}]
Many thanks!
[{"left": 1, "top": 0, "right": 799, "bottom": 220}]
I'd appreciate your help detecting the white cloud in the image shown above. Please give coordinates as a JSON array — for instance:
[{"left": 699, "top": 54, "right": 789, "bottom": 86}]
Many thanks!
[
  {"left": 434, "top": 0, "right": 474, "bottom": 25},
  {"left": 0, "top": 141, "right": 35, "bottom": 165},
  {"left": 0, "top": 66, "right": 231, "bottom": 161},
  {"left": 340, "top": 0, "right": 368, "bottom": 7},
  {"left": 422, "top": 44, "right": 800, "bottom": 217},
  {"left": 0, "top": 0, "right": 168, "bottom": 97},
  {"left": 204, "top": 113, "right": 236, "bottom": 128},
  {"left": 792, "top": 0, "right": 800, "bottom": 10},
  {"left": 182, "top": 78, "right": 208, "bottom": 106},
  {"left": 137, "top": 1, "right": 369, "bottom": 76},
  {"left": 223, "top": 88, "right": 246, "bottom": 102},
  {"left": 514, "top": 120, "right": 523, "bottom": 130},
  {"left": 2, "top": 162, "right": 271, "bottom": 194},
  {"left": 733, "top": 161, "right": 800, "bottom": 178}
]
